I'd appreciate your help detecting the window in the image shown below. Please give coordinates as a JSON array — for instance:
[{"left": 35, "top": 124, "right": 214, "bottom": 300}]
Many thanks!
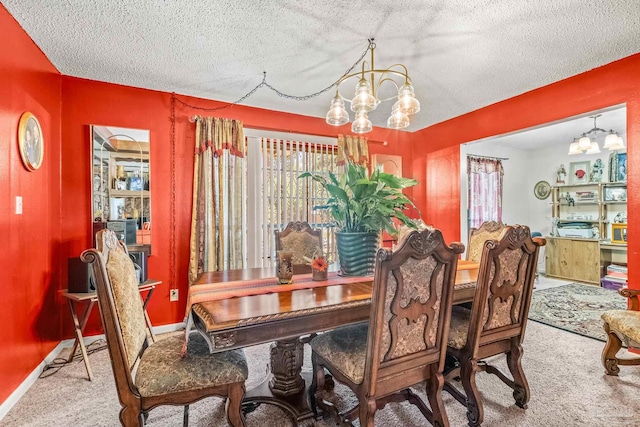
[
  {"left": 246, "top": 131, "right": 339, "bottom": 268},
  {"left": 467, "top": 155, "right": 504, "bottom": 229}
]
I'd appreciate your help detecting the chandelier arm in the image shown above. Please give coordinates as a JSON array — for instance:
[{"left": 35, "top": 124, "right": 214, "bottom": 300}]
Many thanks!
[{"left": 336, "top": 68, "right": 411, "bottom": 87}]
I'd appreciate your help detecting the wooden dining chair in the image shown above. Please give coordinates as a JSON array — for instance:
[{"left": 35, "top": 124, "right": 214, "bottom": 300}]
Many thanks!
[
  {"left": 275, "top": 221, "right": 323, "bottom": 271},
  {"left": 444, "top": 225, "right": 545, "bottom": 427},
  {"left": 466, "top": 221, "right": 506, "bottom": 263},
  {"left": 82, "top": 229, "right": 248, "bottom": 427},
  {"left": 601, "top": 287, "right": 640, "bottom": 375},
  {"left": 308, "top": 227, "right": 465, "bottom": 427}
]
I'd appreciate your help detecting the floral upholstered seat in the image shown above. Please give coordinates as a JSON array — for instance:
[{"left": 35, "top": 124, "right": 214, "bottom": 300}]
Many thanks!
[
  {"left": 307, "top": 323, "right": 368, "bottom": 384},
  {"left": 601, "top": 287, "right": 640, "bottom": 376},
  {"left": 136, "top": 334, "right": 247, "bottom": 397},
  {"left": 82, "top": 229, "right": 247, "bottom": 427}
]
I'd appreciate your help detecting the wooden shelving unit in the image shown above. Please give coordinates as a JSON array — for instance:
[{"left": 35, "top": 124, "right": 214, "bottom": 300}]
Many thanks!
[{"left": 546, "top": 182, "right": 627, "bottom": 285}]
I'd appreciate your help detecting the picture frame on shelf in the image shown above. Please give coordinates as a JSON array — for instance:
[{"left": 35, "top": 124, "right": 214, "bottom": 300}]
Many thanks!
[
  {"left": 608, "top": 152, "right": 618, "bottom": 182},
  {"left": 611, "top": 223, "right": 628, "bottom": 244},
  {"left": 617, "top": 152, "right": 627, "bottom": 182},
  {"left": 569, "top": 161, "right": 590, "bottom": 185},
  {"left": 604, "top": 187, "right": 627, "bottom": 202}
]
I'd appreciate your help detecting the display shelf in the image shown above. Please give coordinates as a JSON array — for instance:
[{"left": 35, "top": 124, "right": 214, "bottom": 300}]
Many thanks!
[{"left": 548, "top": 182, "right": 627, "bottom": 284}]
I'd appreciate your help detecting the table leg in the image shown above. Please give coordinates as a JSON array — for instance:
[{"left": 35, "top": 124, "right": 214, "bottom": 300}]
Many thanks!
[
  {"left": 67, "top": 299, "right": 94, "bottom": 381},
  {"left": 141, "top": 287, "right": 156, "bottom": 343},
  {"left": 243, "top": 337, "right": 314, "bottom": 422}
]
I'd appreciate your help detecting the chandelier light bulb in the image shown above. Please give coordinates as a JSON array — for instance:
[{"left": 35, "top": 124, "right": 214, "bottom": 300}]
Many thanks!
[
  {"left": 585, "top": 141, "right": 601, "bottom": 154},
  {"left": 608, "top": 135, "right": 626, "bottom": 151},
  {"left": 351, "top": 110, "right": 372, "bottom": 134},
  {"left": 350, "top": 78, "right": 377, "bottom": 112},
  {"left": 325, "top": 95, "right": 349, "bottom": 126},
  {"left": 568, "top": 141, "right": 582, "bottom": 155},
  {"left": 387, "top": 108, "right": 410, "bottom": 129},
  {"left": 397, "top": 83, "right": 420, "bottom": 115},
  {"left": 603, "top": 131, "right": 619, "bottom": 149},
  {"left": 577, "top": 134, "right": 592, "bottom": 150}
]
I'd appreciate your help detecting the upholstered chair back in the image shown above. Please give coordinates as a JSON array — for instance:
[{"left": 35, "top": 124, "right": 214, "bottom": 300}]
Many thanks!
[
  {"left": 466, "top": 225, "right": 543, "bottom": 353},
  {"left": 275, "top": 221, "right": 323, "bottom": 265},
  {"left": 364, "top": 227, "right": 464, "bottom": 394},
  {"left": 85, "top": 229, "right": 147, "bottom": 378},
  {"left": 466, "top": 221, "right": 506, "bottom": 263}
]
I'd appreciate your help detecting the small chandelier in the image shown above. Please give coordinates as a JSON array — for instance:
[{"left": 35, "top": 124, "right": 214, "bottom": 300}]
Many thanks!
[
  {"left": 325, "top": 39, "right": 420, "bottom": 133},
  {"left": 568, "top": 114, "right": 625, "bottom": 155}
]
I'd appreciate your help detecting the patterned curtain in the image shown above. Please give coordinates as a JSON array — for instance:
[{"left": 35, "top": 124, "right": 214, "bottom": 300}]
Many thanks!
[
  {"left": 337, "top": 134, "right": 369, "bottom": 169},
  {"left": 188, "top": 117, "right": 245, "bottom": 284},
  {"left": 467, "top": 156, "right": 504, "bottom": 229}
]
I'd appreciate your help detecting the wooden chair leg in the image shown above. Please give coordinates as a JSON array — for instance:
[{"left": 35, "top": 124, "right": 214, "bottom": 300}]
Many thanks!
[
  {"left": 602, "top": 323, "right": 622, "bottom": 376},
  {"left": 226, "top": 383, "right": 246, "bottom": 427},
  {"left": 119, "top": 404, "right": 143, "bottom": 427},
  {"left": 308, "top": 351, "right": 323, "bottom": 418},
  {"left": 426, "top": 369, "right": 450, "bottom": 427},
  {"left": 506, "top": 344, "right": 530, "bottom": 409},
  {"left": 358, "top": 397, "right": 376, "bottom": 427},
  {"left": 460, "top": 359, "right": 483, "bottom": 427},
  {"left": 182, "top": 405, "right": 189, "bottom": 427}
]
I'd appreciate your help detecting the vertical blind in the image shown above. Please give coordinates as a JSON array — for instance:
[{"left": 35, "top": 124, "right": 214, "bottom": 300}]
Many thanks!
[{"left": 255, "top": 138, "right": 338, "bottom": 267}]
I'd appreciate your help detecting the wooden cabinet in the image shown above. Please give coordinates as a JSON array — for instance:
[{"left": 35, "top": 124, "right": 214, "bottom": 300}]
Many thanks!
[{"left": 545, "top": 237, "right": 600, "bottom": 284}]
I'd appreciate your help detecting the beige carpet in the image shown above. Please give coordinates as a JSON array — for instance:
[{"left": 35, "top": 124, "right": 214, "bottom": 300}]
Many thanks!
[{"left": 2, "top": 321, "right": 640, "bottom": 427}]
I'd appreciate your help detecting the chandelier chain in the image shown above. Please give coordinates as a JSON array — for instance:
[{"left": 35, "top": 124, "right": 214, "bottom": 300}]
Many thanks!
[{"left": 173, "top": 39, "right": 374, "bottom": 112}]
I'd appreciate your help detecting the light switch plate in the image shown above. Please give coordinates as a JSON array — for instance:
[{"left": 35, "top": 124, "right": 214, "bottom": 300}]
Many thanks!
[
  {"left": 170, "top": 289, "right": 179, "bottom": 301},
  {"left": 16, "top": 196, "right": 22, "bottom": 214}
]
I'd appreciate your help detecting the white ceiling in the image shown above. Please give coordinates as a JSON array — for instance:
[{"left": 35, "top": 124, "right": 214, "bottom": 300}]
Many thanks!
[
  {"left": 3, "top": 0, "right": 640, "bottom": 131},
  {"left": 472, "top": 105, "right": 627, "bottom": 150}
]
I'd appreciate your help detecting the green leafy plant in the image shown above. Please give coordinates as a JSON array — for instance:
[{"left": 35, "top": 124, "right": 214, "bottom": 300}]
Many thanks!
[{"left": 299, "top": 161, "right": 419, "bottom": 235}]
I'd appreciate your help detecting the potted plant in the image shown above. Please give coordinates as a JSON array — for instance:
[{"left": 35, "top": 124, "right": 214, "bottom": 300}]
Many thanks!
[{"left": 299, "top": 160, "right": 419, "bottom": 276}]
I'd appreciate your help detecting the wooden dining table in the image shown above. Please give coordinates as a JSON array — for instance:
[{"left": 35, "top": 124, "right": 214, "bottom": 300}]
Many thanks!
[{"left": 188, "top": 260, "right": 479, "bottom": 423}]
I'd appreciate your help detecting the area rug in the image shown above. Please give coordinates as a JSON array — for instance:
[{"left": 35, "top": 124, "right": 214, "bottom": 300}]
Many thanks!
[{"left": 528, "top": 283, "right": 627, "bottom": 342}]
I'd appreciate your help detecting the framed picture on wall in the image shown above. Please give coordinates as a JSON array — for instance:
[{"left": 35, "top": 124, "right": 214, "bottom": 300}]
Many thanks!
[
  {"left": 569, "top": 161, "right": 590, "bottom": 185},
  {"left": 17, "top": 111, "right": 44, "bottom": 171}
]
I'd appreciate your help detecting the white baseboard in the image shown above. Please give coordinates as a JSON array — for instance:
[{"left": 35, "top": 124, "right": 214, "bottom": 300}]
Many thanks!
[
  {"left": 0, "top": 342, "right": 66, "bottom": 421},
  {"left": 0, "top": 322, "right": 185, "bottom": 421}
]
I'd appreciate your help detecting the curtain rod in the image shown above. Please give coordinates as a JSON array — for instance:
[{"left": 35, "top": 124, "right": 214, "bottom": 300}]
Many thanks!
[
  {"left": 467, "top": 154, "right": 509, "bottom": 161},
  {"left": 189, "top": 117, "right": 389, "bottom": 146}
]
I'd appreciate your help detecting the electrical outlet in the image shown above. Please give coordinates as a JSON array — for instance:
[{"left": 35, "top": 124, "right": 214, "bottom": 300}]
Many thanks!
[{"left": 170, "top": 289, "right": 179, "bottom": 301}]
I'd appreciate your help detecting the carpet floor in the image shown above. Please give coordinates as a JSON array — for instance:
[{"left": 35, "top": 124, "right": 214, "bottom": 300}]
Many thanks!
[
  {"left": 3, "top": 320, "right": 640, "bottom": 426},
  {"left": 528, "top": 283, "right": 627, "bottom": 342}
]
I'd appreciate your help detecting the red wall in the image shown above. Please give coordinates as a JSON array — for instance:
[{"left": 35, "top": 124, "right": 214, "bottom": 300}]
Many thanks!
[
  {"left": 0, "top": 5, "right": 63, "bottom": 404},
  {"left": 412, "top": 53, "right": 640, "bottom": 288}
]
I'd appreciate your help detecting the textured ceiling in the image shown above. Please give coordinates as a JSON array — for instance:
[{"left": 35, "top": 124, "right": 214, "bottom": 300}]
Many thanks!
[
  {"left": 476, "top": 106, "right": 627, "bottom": 150},
  {"left": 3, "top": 0, "right": 640, "bottom": 131}
]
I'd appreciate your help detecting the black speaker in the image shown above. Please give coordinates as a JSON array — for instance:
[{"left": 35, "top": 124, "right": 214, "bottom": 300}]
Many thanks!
[
  {"left": 68, "top": 257, "right": 95, "bottom": 293},
  {"left": 129, "top": 251, "right": 148, "bottom": 283}
]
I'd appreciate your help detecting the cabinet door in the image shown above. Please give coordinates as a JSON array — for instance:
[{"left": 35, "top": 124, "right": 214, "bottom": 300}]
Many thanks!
[
  {"left": 571, "top": 240, "right": 600, "bottom": 284},
  {"left": 546, "top": 239, "right": 572, "bottom": 279}
]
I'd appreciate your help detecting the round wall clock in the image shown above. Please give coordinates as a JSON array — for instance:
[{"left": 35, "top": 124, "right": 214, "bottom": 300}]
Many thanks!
[{"left": 534, "top": 180, "right": 551, "bottom": 200}]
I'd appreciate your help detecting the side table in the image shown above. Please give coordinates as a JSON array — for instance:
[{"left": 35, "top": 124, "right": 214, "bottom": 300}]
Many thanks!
[{"left": 62, "top": 279, "right": 161, "bottom": 380}]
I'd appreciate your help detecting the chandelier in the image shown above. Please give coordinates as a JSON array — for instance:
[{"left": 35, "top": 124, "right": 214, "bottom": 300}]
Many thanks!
[
  {"left": 325, "top": 39, "right": 420, "bottom": 133},
  {"left": 568, "top": 114, "right": 625, "bottom": 155}
]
